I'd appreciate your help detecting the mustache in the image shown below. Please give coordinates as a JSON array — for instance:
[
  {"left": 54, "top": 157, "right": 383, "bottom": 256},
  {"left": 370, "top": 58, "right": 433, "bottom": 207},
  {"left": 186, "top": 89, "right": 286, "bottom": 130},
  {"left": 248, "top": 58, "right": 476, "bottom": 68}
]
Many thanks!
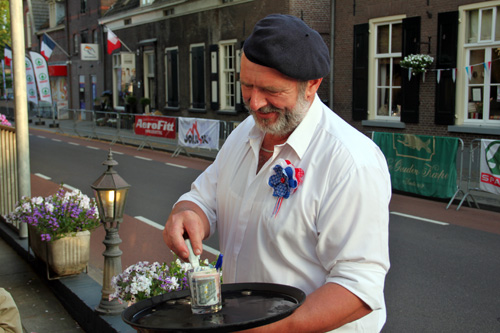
[{"left": 244, "top": 101, "right": 283, "bottom": 114}]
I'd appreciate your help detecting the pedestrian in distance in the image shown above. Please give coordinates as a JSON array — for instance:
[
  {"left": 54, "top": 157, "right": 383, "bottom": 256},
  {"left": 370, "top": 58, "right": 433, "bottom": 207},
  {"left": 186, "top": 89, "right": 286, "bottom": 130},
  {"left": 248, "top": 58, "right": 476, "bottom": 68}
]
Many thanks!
[{"left": 163, "top": 14, "right": 391, "bottom": 332}]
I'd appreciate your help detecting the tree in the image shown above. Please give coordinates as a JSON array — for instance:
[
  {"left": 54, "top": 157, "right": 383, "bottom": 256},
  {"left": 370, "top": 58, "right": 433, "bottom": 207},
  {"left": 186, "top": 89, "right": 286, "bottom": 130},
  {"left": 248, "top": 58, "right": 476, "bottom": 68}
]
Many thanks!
[{"left": 0, "top": 0, "right": 11, "bottom": 54}]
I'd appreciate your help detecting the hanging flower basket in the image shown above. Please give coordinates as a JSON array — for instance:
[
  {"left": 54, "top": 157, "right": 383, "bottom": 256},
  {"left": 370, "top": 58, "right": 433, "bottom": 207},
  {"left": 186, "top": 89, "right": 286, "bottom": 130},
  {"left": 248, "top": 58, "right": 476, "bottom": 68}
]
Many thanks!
[{"left": 400, "top": 54, "right": 434, "bottom": 75}]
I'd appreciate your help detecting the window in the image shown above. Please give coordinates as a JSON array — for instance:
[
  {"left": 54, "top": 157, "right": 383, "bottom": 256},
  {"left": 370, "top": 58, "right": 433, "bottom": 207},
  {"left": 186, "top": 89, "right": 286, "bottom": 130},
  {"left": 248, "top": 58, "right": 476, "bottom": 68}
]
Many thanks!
[
  {"left": 190, "top": 44, "right": 205, "bottom": 109},
  {"left": 220, "top": 42, "right": 236, "bottom": 110},
  {"left": 73, "top": 34, "right": 79, "bottom": 54},
  {"left": 374, "top": 21, "right": 402, "bottom": 119},
  {"left": 165, "top": 47, "right": 179, "bottom": 108},
  {"left": 463, "top": 6, "right": 500, "bottom": 122},
  {"left": 141, "top": 0, "right": 154, "bottom": 6},
  {"left": 49, "top": 1, "right": 65, "bottom": 28},
  {"left": 144, "top": 50, "right": 156, "bottom": 110},
  {"left": 112, "top": 53, "right": 136, "bottom": 109},
  {"left": 80, "top": 0, "right": 87, "bottom": 13}
]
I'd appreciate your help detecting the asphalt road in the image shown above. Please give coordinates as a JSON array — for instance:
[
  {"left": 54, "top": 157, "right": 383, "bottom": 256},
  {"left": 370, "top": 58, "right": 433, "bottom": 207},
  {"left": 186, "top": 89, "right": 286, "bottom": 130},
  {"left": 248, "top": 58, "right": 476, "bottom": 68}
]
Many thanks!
[{"left": 28, "top": 132, "right": 500, "bottom": 332}]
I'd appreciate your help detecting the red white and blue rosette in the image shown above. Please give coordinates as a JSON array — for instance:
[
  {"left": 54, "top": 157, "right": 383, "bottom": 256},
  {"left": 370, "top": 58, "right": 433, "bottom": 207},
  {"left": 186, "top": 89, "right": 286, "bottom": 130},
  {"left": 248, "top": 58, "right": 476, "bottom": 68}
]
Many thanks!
[{"left": 268, "top": 159, "right": 304, "bottom": 218}]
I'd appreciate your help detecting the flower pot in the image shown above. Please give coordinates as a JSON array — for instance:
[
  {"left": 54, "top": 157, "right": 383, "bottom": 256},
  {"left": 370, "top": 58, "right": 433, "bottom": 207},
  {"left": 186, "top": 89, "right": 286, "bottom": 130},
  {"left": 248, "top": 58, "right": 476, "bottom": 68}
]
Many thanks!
[{"left": 28, "top": 225, "right": 91, "bottom": 278}]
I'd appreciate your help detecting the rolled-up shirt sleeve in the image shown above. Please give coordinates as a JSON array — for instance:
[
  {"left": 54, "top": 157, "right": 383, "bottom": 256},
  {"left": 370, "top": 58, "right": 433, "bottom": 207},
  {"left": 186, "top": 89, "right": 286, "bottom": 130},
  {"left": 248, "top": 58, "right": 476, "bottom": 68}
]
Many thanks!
[{"left": 318, "top": 154, "right": 391, "bottom": 311}]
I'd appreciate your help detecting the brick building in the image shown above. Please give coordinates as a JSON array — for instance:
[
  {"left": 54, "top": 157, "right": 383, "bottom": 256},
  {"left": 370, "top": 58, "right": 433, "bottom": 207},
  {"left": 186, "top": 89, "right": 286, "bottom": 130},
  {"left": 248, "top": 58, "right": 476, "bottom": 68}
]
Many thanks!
[{"left": 333, "top": 0, "right": 500, "bottom": 145}]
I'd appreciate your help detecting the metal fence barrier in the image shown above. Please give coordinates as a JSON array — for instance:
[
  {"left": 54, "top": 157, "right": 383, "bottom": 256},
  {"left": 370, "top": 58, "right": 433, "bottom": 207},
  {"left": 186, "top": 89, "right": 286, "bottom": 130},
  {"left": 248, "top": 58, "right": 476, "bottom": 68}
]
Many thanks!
[
  {"left": 455, "top": 139, "right": 486, "bottom": 210},
  {"left": 50, "top": 109, "right": 236, "bottom": 159}
]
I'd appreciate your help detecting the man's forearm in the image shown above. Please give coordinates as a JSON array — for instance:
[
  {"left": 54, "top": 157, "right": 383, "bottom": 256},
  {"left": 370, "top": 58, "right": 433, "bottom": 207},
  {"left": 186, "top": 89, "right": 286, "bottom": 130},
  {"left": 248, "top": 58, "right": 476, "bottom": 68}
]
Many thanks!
[{"left": 243, "top": 283, "right": 371, "bottom": 333}]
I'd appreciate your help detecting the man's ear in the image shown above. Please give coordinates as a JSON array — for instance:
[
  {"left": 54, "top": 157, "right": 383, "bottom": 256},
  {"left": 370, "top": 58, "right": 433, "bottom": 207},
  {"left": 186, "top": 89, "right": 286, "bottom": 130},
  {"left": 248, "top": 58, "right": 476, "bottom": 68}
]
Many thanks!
[{"left": 305, "top": 78, "right": 323, "bottom": 101}]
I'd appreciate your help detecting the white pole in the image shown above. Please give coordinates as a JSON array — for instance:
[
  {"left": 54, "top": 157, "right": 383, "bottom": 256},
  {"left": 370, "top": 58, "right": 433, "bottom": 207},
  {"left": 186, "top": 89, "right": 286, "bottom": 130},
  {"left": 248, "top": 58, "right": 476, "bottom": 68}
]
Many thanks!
[{"left": 10, "top": 0, "right": 31, "bottom": 238}]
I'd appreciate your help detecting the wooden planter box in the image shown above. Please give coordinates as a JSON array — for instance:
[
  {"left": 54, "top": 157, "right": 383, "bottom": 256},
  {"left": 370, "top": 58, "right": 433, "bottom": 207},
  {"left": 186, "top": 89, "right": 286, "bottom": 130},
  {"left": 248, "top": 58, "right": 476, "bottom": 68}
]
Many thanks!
[{"left": 28, "top": 226, "right": 91, "bottom": 279}]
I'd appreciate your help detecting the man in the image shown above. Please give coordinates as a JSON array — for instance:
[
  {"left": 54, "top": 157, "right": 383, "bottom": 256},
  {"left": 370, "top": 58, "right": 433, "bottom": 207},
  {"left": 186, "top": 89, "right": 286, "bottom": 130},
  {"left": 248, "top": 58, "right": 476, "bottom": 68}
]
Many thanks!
[{"left": 163, "top": 14, "right": 391, "bottom": 332}]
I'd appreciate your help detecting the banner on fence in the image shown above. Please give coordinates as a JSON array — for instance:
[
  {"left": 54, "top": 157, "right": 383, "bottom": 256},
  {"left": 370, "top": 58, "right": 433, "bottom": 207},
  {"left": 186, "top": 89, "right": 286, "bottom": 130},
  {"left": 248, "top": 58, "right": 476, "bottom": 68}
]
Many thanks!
[
  {"left": 178, "top": 118, "right": 219, "bottom": 150},
  {"left": 134, "top": 115, "right": 176, "bottom": 139},
  {"left": 373, "top": 132, "right": 458, "bottom": 198},
  {"left": 479, "top": 139, "right": 500, "bottom": 195}
]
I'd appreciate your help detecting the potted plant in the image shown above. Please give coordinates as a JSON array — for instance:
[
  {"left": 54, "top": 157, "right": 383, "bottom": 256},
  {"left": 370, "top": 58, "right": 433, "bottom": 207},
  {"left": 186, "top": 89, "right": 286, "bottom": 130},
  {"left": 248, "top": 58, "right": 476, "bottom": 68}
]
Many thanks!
[
  {"left": 400, "top": 54, "right": 434, "bottom": 75},
  {"left": 6, "top": 186, "right": 101, "bottom": 278},
  {"left": 125, "top": 94, "right": 137, "bottom": 114},
  {"left": 140, "top": 97, "right": 151, "bottom": 114},
  {"left": 110, "top": 257, "right": 220, "bottom": 305}
]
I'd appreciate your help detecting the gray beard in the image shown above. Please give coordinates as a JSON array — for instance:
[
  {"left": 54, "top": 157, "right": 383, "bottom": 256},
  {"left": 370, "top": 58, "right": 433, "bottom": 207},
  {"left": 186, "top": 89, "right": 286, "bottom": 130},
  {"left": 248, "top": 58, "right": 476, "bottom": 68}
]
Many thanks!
[{"left": 245, "top": 95, "right": 310, "bottom": 137}]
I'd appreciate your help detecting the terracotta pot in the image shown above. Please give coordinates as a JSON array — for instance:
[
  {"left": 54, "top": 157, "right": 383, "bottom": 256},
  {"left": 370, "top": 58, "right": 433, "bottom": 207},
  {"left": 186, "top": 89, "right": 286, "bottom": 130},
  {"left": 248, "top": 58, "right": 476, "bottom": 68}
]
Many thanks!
[{"left": 28, "top": 225, "right": 90, "bottom": 277}]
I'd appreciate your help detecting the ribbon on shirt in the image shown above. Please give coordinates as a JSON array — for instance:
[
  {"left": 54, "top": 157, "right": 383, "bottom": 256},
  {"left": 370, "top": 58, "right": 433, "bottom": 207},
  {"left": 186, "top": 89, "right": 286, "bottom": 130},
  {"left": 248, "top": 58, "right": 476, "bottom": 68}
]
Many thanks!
[{"left": 268, "top": 159, "right": 304, "bottom": 218}]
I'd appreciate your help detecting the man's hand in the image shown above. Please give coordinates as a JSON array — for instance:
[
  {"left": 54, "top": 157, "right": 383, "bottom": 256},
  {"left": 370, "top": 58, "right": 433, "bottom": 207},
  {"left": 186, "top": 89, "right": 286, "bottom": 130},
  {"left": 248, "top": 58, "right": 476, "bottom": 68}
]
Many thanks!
[{"left": 163, "top": 201, "right": 210, "bottom": 261}]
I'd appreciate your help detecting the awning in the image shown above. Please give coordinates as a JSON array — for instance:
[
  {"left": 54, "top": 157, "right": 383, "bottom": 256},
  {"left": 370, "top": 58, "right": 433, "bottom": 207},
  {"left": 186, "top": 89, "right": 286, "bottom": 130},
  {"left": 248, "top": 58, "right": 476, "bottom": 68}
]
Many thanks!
[{"left": 48, "top": 65, "right": 67, "bottom": 76}]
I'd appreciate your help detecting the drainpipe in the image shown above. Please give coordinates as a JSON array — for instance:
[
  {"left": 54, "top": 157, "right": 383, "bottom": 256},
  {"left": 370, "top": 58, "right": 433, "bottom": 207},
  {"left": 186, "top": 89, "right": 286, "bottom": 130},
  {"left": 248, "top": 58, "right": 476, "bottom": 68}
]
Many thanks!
[
  {"left": 10, "top": 0, "right": 30, "bottom": 238},
  {"left": 329, "top": 0, "right": 335, "bottom": 110}
]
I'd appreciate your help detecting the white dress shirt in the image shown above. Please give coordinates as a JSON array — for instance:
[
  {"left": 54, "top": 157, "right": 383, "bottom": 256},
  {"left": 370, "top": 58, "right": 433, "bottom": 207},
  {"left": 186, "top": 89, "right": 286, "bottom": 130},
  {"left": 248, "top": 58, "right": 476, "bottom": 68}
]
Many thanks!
[{"left": 178, "top": 95, "right": 391, "bottom": 331}]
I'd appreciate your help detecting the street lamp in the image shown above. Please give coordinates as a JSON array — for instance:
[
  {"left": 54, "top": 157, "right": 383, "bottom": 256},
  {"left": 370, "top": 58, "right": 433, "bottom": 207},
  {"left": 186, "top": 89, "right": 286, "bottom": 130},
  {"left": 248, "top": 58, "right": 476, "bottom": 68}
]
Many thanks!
[{"left": 91, "top": 149, "right": 131, "bottom": 315}]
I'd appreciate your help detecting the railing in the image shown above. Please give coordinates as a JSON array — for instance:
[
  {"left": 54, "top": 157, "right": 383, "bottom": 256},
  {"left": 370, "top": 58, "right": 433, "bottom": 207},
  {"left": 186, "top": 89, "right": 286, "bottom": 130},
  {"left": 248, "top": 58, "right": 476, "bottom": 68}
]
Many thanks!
[
  {"left": 0, "top": 124, "right": 19, "bottom": 228},
  {"left": 49, "top": 109, "right": 237, "bottom": 159}
]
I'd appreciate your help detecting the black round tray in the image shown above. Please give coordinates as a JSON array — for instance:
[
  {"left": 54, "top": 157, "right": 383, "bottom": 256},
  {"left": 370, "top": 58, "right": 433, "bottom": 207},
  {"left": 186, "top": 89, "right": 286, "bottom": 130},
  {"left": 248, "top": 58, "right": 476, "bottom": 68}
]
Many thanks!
[{"left": 122, "top": 282, "right": 306, "bottom": 332}]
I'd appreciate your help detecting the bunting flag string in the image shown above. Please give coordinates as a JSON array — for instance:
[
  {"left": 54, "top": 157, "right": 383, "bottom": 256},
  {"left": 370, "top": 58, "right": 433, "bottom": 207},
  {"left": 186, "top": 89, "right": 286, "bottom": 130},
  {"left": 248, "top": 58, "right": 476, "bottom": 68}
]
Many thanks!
[{"left": 404, "top": 55, "right": 500, "bottom": 84}]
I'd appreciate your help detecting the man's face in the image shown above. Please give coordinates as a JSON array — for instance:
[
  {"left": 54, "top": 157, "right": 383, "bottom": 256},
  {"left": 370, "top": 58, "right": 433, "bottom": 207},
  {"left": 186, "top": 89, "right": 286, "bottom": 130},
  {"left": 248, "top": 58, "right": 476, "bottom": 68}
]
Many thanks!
[{"left": 240, "top": 54, "right": 310, "bottom": 137}]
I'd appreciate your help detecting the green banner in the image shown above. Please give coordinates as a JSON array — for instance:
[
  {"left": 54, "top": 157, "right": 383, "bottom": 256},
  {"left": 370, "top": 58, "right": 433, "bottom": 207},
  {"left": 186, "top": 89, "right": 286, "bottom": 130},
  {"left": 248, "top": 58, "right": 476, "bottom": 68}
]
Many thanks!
[{"left": 373, "top": 132, "right": 458, "bottom": 198}]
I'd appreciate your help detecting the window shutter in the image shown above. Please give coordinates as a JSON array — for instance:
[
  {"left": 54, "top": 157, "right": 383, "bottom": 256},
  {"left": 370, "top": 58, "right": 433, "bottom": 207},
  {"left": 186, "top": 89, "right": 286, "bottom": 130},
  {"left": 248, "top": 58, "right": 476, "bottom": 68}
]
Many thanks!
[
  {"left": 191, "top": 46, "right": 205, "bottom": 109},
  {"left": 401, "top": 16, "right": 421, "bottom": 123},
  {"left": 210, "top": 44, "right": 219, "bottom": 110},
  {"left": 435, "top": 11, "right": 458, "bottom": 125},
  {"left": 352, "top": 23, "right": 369, "bottom": 121},
  {"left": 167, "top": 49, "right": 179, "bottom": 107}
]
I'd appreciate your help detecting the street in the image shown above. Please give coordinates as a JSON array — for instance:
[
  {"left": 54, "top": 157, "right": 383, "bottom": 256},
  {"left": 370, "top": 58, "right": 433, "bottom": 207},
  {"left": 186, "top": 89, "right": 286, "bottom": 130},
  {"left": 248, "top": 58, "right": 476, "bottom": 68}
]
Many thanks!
[{"left": 28, "top": 130, "right": 500, "bottom": 332}]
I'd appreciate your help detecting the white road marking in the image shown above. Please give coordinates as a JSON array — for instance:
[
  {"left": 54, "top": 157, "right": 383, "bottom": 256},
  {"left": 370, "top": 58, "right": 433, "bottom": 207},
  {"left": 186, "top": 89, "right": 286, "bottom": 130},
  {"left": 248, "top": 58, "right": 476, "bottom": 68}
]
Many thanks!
[
  {"left": 68, "top": 142, "right": 80, "bottom": 146},
  {"left": 390, "top": 212, "right": 449, "bottom": 226},
  {"left": 34, "top": 173, "right": 51, "bottom": 180},
  {"left": 86, "top": 146, "right": 99, "bottom": 150},
  {"left": 134, "top": 216, "right": 220, "bottom": 255},
  {"left": 37, "top": 135, "right": 45, "bottom": 139},
  {"left": 111, "top": 150, "right": 124, "bottom": 155},
  {"left": 62, "top": 184, "right": 79, "bottom": 192},
  {"left": 51, "top": 139, "right": 62, "bottom": 142},
  {"left": 134, "top": 156, "right": 152, "bottom": 161},
  {"left": 166, "top": 163, "right": 187, "bottom": 169}
]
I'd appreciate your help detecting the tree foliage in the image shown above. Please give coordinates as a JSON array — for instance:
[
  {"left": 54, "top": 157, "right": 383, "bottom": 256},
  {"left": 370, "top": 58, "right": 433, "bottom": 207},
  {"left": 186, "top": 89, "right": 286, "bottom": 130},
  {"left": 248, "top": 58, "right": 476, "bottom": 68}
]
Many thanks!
[{"left": 0, "top": 0, "right": 11, "bottom": 59}]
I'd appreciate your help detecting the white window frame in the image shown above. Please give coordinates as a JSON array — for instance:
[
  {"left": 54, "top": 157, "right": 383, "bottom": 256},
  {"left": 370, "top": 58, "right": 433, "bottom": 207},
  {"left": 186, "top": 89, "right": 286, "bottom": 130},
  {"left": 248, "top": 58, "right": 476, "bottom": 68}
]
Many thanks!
[
  {"left": 112, "top": 54, "right": 123, "bottom": 110},
  {"left": 219, "top": 40, "right": 237, "bottom": 110},
  {"left": 460, "top": 3, "right": 500, "bottom": 125},
  {"left": 368, "top": 15, "right": 405, "bottom": 122}
]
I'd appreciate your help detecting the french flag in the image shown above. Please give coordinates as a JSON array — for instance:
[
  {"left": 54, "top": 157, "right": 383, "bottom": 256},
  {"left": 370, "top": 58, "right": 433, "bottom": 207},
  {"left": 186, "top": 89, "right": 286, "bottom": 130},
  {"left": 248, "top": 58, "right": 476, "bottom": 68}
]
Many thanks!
[
  {"left": 41, "top": 34, "right": 55, "bottom": 61},
  {"left": 4, "top": 45, "right": 12, "bottom": 67},
  {"left": 107, "top": 29, "right": 121, "bottom": 54}
]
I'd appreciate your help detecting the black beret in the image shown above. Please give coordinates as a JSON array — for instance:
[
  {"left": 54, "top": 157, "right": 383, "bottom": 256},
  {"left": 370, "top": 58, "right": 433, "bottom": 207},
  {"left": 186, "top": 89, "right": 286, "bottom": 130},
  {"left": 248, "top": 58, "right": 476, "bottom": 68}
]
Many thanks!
[{"left": 243, "top": 14, "right": 330, "bottom": 81}]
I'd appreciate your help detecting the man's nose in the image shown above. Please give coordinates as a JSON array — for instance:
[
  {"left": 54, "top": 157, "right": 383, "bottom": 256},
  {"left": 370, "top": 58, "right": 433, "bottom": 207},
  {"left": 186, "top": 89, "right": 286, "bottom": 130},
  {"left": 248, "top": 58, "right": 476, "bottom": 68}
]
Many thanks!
[{"left": 247, "top": 88, "right": 268, "bottom": 111}]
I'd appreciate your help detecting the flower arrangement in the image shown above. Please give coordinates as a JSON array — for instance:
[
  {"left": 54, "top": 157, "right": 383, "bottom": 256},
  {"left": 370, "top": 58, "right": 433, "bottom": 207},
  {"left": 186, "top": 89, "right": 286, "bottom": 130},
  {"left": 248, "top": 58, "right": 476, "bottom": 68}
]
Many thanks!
[
  {"left": 5, "top": 186, "right": 101, "bottom": 242},
  {"left": 268, "top": 159, "right": 304, "bottom": 217},
  {"left": 0, "top": 113, "right": 12, "bottom": 126},
  {"left": 400, "top": 54, "right": 434, "bottom": 74},
  {"left": 110, "top": 258, "right": 216, "bottom": 304}
]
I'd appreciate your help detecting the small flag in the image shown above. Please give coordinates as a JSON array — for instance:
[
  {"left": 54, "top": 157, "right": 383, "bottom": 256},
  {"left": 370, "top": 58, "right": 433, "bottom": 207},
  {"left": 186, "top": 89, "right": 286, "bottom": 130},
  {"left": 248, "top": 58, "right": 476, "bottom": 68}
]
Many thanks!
[
  {"left": 436, "top": 69, "right": 441, "bottom": 84},
  {"left": 466, "top": 66, "right": 473, "bottom": 81},
  {"left": 107, "top": 29, "right": 121, "bottom": 55},
  {"left": 4, "top": 45, "right": 12, "bottom": 67},
  {"left": 452, "top": 68, "right": 456, "bottom": 83},
  {"left": 408, "top": 68, "right": 412, "bottom": 81},
  {"left": 40, "top": 34, "right": 56, "bottom": 61}
]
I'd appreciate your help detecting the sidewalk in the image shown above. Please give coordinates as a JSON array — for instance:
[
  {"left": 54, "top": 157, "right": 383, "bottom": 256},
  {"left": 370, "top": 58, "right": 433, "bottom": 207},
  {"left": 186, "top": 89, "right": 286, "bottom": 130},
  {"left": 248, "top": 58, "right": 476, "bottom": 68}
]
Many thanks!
[{"left": 1, "top": 121, "right": 499, "bottom": 332}]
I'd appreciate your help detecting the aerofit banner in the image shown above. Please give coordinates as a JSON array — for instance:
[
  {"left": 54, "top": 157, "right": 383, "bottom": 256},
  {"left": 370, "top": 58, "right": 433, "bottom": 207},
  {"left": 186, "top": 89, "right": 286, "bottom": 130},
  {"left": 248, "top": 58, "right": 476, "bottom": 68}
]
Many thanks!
[{"left": 134, "top": 115, "right": 176, "bottom": 139}]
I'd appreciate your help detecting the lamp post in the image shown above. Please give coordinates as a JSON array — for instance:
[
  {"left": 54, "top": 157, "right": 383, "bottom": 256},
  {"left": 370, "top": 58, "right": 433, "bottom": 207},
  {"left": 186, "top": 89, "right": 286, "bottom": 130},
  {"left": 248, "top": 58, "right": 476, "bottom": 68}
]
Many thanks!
[{"left": 91, "top": 149, "right": 130, "bottom": 315}]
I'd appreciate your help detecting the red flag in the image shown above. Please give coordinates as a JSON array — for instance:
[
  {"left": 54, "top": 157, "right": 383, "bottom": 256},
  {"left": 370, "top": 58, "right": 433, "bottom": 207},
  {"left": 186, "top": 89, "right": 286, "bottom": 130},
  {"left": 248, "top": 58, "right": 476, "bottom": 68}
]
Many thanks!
[
  {"left": 107, "top": 29, "right": 121, "bottom": 54},
  {"left": 4, "top": 45, "right": 12, "bottom": 67}
]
